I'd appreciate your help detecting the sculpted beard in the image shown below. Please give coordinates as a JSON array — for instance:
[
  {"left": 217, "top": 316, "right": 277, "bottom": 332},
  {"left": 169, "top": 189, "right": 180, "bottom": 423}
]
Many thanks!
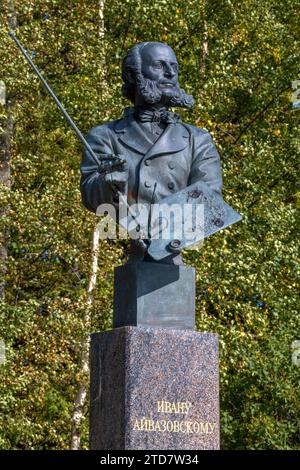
[{"left": 135, "top": 73, "right": 194, "bottom": 109}]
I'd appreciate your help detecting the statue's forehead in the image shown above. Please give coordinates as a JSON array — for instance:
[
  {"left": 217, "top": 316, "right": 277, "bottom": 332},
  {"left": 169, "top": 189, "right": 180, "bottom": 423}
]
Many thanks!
[{"left": 141, "top": 43, "right": 178, "bottom": 63}]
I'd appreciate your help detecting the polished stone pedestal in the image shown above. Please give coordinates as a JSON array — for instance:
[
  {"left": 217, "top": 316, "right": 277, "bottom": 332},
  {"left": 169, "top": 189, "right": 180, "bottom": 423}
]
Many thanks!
[
  {"left": 90, "top": 326, "right": 219, "bottom": 450},
  {"left": 113, "top": 263, "right": 195, "bottom": 330}
]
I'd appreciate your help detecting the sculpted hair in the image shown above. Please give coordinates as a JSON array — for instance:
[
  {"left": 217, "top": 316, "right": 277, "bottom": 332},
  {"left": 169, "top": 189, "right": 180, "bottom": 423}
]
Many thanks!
[{"left": 122, "top": 42, "right": 164, "bottom": 103}]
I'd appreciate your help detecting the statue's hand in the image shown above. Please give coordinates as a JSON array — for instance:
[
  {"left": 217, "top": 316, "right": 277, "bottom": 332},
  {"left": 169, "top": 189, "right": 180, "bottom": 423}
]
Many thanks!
[{"left": 98, "top": 154, "right": 129, "bottom": 194}]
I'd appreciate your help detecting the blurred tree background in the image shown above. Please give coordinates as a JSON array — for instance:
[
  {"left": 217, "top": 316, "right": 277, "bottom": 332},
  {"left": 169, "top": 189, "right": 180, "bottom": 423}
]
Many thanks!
[{"left": 0, "top": 0, "right": 299, "bottom": 450}]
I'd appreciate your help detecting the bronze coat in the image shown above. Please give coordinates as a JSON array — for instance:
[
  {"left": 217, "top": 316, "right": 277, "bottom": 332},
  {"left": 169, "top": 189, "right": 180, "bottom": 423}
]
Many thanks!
[{"left": 80, "top": 113, "right": 223, "bottom": 213}]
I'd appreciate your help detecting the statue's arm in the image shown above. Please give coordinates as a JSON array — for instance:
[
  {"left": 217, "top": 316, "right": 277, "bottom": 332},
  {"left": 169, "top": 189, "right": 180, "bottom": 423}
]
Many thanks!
[
  {"left": 188, "top": 129, "right": 223, "bottom": 194},
  {"left": 80, "top": 126, "right": 118, "bottom": 213}
]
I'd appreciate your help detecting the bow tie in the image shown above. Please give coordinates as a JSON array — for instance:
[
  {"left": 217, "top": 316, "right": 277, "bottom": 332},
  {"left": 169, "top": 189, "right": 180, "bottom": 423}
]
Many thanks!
[{"left": 134, "top": 108, "right": 181, "bottom": 124}]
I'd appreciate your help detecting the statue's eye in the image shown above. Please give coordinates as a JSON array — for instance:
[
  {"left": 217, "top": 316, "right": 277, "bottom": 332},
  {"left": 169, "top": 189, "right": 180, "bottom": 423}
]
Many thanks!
[{"left": 154, "top": 62, "right": 163, "bottom": 69}]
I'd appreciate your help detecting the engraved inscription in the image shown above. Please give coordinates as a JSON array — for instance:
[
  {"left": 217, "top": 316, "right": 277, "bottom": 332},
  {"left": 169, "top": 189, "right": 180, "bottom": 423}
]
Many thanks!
[
  {"left": 132, "top": 400, "right": 217, "bottom": 435},
  {"left": 133, "top": 418, "right": 216, "bottom": 434},
  {"left": 157, "top": 400, "right": 192, "bottom": 414}
]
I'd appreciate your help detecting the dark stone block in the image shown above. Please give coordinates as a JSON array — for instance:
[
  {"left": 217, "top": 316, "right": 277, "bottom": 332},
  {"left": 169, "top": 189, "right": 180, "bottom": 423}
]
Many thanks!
[
  {"left": 113, "top": 263, "right": 195, "bottom": 330},
  {"left": 90, "top": 327, "right": 219, "bottom": 450}
]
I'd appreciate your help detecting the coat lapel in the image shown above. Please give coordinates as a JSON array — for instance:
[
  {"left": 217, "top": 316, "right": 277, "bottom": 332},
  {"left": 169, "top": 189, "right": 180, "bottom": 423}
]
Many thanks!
[
  {"left": 115, "top": 116, "right": 153, "bottom": 155},
  {"left": 114, "top": 115, "right": 189, "bottom": 158}
]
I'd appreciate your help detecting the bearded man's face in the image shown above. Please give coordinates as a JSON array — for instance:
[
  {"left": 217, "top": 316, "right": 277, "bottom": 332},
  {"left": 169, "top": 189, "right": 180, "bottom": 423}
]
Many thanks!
[{"left": 135, "top": 43, "right": 194, "bottom": 109}]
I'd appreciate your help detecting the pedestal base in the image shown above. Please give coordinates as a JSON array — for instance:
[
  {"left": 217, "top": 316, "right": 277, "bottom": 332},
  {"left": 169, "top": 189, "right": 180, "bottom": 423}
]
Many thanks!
[
  {"left": 114, "top": 263, "right": 195, "bottom": 330},
  {"left": 90, "top": 327, "right": 219, "bottom": 450}
]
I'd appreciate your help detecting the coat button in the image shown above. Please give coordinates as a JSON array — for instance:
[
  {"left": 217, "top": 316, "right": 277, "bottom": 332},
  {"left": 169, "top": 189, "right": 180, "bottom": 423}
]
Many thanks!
[
  {"left": 144, "top": 159, "right": 150, "bottom": 166},
  {"left": 168, "top": 182, "right": 175, "bottom": 190},
  {"left": 144, "top": 181, "right": 152, "bottom": 188},
  {"left": 168, "top": 161, "right": 175, "bottom": 170}
]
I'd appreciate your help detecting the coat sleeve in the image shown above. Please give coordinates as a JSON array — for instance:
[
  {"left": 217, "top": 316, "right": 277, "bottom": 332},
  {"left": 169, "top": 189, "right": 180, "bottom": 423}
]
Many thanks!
[
  {"left": 188, "top": 128, "right": 223, "bottom": 194},
  {"left": 80, "top": 125, "right": 117, "bottom": 213}
]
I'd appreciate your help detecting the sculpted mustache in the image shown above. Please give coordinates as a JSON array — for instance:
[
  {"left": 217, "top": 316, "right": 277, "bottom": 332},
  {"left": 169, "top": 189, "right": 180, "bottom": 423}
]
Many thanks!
[{"left": 138, "top": 78, "right": 180, "bottom": 97}]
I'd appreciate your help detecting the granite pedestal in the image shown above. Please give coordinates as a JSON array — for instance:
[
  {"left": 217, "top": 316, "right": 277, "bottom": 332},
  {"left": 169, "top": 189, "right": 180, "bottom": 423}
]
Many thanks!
[
  {"left": 114, "top": 262, "right": 195, "bottom": 330},
  {"left": 90, "top": 327, "right": 219, "bottom": 450}
]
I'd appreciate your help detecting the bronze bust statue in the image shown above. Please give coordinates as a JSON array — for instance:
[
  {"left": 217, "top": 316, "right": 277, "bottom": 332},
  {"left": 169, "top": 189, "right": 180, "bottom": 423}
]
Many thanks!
[{"left": 80, "top": 42, "right": 224, "bottom": 264}]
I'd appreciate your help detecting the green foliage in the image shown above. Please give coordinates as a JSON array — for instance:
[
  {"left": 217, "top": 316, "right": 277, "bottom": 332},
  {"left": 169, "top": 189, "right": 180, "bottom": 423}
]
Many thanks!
[{"left": 0, "top": 0, "right": 299, "bottom": 449}]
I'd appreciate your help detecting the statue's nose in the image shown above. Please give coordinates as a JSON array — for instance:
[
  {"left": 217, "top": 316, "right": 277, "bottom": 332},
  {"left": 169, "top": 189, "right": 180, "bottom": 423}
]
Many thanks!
[{"left": 164, "top": 64, "right": 176, "bottom": 78}]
